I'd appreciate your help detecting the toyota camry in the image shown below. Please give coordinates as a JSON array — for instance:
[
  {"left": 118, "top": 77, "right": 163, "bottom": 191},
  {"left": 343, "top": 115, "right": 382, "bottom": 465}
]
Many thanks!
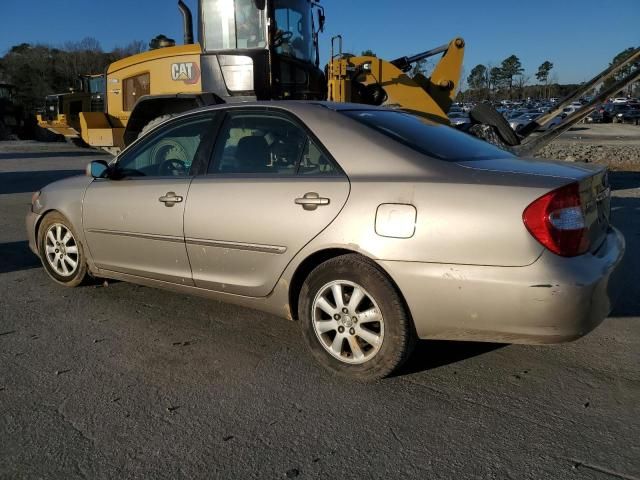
[{"left": 26, "top": 102, "right": 624, "bottom": 380}]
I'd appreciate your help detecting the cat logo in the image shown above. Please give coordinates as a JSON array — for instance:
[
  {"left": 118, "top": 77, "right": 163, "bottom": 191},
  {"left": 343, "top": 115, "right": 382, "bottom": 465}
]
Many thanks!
[{"left": 171, "top": 62, "right": 201, "bottom": 85}]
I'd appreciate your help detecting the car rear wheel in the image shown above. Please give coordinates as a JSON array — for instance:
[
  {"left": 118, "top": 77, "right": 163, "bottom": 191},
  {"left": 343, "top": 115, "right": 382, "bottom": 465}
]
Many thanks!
[
  {"left": 299, "top": 254, "right": 415, "bottom": 381},
  {"left": 38, "top": 212, "right": 88, "bottom": 287}
]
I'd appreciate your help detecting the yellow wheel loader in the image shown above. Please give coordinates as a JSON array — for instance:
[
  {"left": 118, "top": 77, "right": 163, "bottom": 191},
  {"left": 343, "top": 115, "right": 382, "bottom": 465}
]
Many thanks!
[
  {"left": 37, "top": 74, "right": 106, "bottom": 139},
  {"left": 326, "top": 35, "right": 640, "bottom": 155},
  {"left": 80, "top": 0, "right": 328, "bottom": 153},
  {"left": 74, "top": 0, "right": 639, "bottom": 156}
]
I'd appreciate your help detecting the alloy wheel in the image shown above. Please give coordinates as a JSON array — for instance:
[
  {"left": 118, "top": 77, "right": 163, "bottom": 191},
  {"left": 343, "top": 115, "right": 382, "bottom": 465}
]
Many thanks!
[
  {"left": 44, "top": 223, "right": 79, "bottom": 277},
  {"left": 311, "top": 280, "right": 384, "bottom": 364}
]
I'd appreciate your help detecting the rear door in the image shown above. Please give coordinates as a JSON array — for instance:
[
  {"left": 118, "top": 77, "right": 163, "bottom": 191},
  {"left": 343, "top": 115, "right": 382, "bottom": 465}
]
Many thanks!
[{"left": 184, "top": 109, "right": 350, "bottom": 297}]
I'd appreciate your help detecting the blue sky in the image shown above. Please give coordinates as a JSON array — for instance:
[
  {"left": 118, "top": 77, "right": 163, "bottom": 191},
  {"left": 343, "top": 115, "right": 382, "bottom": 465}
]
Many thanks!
[{"left": 1, "top": 0, "right": 638, "bottom": 84}]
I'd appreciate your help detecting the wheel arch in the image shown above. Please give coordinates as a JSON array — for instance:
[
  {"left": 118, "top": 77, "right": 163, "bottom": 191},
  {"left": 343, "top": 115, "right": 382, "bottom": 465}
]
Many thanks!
[
  {"left": 34, "top": 208, "right": 61, "bottom": 251},
  {"left": 287, "top": 248, "right": 413, "bottom": 324}
]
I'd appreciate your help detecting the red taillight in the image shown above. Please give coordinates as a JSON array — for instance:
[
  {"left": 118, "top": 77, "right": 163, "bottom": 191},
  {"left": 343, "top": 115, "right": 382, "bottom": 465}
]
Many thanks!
[{"left": 523, "top": 182, "right": 589, "bottom": 257}]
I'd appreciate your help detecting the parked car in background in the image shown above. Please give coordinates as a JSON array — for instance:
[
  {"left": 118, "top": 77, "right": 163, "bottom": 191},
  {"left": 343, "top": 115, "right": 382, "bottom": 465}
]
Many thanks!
[
  {"left": 26, "top": 102, "right": 625, "bottom": 381},
  {"left": 603, "top": 103, "right": 632, "bottom": 123},
  {"left": 618, "top": 106, "right": 640, "bottom": 125},
  {"left": 561, "top": 105, "right": 581, "bottom": 117},
  {"left": 508, "top": 112, "right": 543, "bottom": 132},
  {"left": 612, "top": 97, "right": 630, "bottom": 104},
  {"left": 585, "top": 110, "right": 604, "bottom": 123},
  {"left": 448, "top": 112, "right": 471, "bottom": 126}
]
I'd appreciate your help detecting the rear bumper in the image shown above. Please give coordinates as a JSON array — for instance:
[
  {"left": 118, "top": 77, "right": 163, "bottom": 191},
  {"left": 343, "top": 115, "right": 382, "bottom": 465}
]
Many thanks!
[
  {"left": 26, "top": 211, "right": 41, "bottom": 256},
  {"left": 379, "top": 227, "right": 625, "bottom": 344}
]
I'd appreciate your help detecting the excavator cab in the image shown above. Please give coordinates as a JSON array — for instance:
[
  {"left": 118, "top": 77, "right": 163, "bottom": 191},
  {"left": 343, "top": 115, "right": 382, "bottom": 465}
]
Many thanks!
[{"left": 198, "top": 0, "right": 326, "bottom": 100}]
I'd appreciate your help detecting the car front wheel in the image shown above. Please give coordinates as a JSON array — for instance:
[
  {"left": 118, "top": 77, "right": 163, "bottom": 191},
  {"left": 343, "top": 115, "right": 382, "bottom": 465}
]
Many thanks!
[
  {"left": 299, "top": 254, "right": 415, "bottom": 381},
  {"left": 38, "top": 212, "right": 89, "bottom": 287}
]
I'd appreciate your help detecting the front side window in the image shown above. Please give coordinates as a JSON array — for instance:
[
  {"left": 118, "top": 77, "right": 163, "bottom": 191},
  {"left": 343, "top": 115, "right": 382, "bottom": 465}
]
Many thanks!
[
  {"left": 208, "top": 112, "right": 339, "bottom": 175},
  {"left": 116, "top": 116, "right": 214, "bottom": 177},
  {"left": 202, "top": 0, "right": 267, "bottom": 50},
  {"left": 123, "top": 73, "right": 150, "bottom": 112},
  {"left": 274, "top": 0, "right": 313, "bottom": 62}
]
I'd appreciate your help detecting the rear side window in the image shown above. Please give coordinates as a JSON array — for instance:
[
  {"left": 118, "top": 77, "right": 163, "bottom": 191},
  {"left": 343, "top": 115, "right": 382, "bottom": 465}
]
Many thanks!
[
  {"left": 342, "top": 110, "right": 514, "bottom": 161},
  {"left": 208, "top": 112, "right": 340, "bottom": 176}
]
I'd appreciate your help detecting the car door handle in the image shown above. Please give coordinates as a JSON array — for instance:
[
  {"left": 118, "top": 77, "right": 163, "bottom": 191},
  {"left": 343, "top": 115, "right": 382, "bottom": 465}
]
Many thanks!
[
  {"left": 295, "top": 192, "right": 330, "bottom": 211},
  {"left": 159, "top": 192, "right": 183, "bottom": 207}
]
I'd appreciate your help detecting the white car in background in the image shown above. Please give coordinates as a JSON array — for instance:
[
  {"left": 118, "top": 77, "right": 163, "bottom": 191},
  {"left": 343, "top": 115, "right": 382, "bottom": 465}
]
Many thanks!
[
  {"left": 612, "top": 97, "right": 629, "bottom": 104},
  {"left": 448, "top": 112, "right": 471, "bottom": 126}
]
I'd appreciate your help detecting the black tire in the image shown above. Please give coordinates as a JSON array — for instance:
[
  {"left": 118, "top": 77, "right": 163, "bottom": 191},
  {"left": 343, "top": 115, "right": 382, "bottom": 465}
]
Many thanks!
[
  {"left": 299, "top": 254, "right": 415, "bottom": 381},
  {"left": 37, "top": 212, "right": 89, "bottom": 287},
  {"left": 139, "top": 114, "right": 174, "bottom": 138},
  {"left": 469, "top": 103, "right": 521, "bottom": 146}
]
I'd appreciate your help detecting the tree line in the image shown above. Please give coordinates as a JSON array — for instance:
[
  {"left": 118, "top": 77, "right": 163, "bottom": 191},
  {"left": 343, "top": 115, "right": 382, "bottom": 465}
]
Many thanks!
[
  {"left": 466, "top": 55, "right": 557, "bottom": 101},
  {"left": 464, "top": 47, "right": 638, "bottom": 102},
  {"left": 0, "top": 38, "right": 146, "bottom": 112}
]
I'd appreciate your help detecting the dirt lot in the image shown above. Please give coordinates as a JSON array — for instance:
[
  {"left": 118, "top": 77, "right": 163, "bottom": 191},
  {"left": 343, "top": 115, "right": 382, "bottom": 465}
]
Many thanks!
[
  {"left": 536, "top": 123, "right": 640, "bottom": 171},
  {"left": 0, "top": 137, "right": 639, "bottom": 479}
]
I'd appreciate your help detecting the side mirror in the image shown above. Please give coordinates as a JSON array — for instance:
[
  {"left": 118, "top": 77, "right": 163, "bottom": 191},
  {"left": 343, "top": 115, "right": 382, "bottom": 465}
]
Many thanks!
[{"left": 86, "top": 160, "right": 109, "bottom": 178}]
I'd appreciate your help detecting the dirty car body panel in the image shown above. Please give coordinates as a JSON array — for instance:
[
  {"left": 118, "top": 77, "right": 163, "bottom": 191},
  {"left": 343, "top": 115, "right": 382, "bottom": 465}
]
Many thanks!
[{"left": 27, "top": 101, "right": 624, "bottom": 348}]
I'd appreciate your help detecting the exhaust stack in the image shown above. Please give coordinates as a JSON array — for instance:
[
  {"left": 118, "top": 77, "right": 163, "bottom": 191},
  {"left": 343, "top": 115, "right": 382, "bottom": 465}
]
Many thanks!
[{"left": 178, "top": 0, "right": 194, "bottom": 45}]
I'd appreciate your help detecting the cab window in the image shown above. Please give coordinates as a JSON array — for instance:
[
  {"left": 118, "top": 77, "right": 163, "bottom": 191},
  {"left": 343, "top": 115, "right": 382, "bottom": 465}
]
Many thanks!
[
  {"left": 123, "top": 73, "right": 150, "bottom": 112},
  {"left": 202, "top": 0, "right": 267, "bottom": 50}
]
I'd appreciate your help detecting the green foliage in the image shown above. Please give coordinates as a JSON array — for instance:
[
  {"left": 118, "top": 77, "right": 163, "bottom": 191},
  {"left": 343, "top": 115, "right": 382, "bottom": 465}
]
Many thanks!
[
  {"left": 467, "top": 64, "right": 487, "bottom": 90},
  {"left": 535, "top": 61, "right": 554, "bottom": 83},
  {"left": 499, "top": 55, "right": 524, "bottom": 92},
  {"left": 489, "top": 66, "right": 506, "bottom": 89},
  {"left": 601, "top": 47, "right": 638, "bottom": 95},
  {"left": 0, "top": 38, "right": 146, "bottom": 112},
  {"left": 611, "top": 47, "right": 637, "bottom": 78},
  {"left": 361, "top": 49, "right": 377, "bottom": 57}
]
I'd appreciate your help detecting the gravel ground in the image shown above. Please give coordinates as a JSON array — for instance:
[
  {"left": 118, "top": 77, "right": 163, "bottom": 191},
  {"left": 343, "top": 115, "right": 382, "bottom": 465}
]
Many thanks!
[
  {"left": 536, "top": 123, "right": 640, "bottom": 171},
  {"left": 0, "top": 140, "right": 639, "bottom": 479}
]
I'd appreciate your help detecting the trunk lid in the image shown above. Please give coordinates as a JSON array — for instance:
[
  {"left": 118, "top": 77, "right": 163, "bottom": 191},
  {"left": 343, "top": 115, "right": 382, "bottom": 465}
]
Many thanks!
[{"left": 457, "top": 157, "right": 611, "bottom": 254}]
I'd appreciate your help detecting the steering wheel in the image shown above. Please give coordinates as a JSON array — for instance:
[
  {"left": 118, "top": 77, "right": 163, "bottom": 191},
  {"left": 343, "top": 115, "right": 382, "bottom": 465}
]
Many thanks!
[
  {"left": 273, "top": 30, "right": 293, "bottom": 47},
  {"left": 159, "top": 159, "right": 188, "bottom": 176}
]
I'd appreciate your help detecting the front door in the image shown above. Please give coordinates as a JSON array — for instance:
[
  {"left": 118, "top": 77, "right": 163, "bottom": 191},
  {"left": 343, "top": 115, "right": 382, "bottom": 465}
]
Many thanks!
[
  {"left": 83, "top": 115, "right": 215, "bottom": 285},
  {"left": 184, "top": 110, "right": 350, "bottom": 297}
]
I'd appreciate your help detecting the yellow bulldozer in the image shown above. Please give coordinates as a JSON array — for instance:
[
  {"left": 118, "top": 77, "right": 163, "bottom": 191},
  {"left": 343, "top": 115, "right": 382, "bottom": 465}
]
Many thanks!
[{"left": 42, "top": 0, "right": 639, "bottom": 155}]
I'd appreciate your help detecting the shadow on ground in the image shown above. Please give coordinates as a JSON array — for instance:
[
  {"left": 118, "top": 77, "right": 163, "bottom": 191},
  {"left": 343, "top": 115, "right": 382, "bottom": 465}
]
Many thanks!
[
  {"left": 610, "top": 195, "right": 640, "bottom": 317},
  {"left": 0, "top": 170, "right": 83, "bottom": 195},
  {"left": 609, "top": 171, "right": 640, "bottom": 191},
  {"left": 0, "top": 241, "right": 40, "bottom": 274},
  {"left": 396, "top": 340, "right": 505, "bottom": 377}
]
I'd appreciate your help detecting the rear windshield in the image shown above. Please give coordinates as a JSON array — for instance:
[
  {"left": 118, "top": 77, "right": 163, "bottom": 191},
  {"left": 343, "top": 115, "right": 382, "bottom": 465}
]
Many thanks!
[{"left": 342, "top": 110, "right": 514, "bottom": 161}]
